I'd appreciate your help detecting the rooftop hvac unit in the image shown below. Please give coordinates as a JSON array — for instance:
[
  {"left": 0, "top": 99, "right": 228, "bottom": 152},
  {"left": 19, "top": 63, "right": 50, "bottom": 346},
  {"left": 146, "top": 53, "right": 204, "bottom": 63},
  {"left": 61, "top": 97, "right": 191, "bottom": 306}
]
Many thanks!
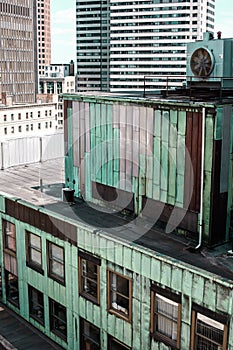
[{"left": 186, "top": 32, "right": 233, "bottom": 89}]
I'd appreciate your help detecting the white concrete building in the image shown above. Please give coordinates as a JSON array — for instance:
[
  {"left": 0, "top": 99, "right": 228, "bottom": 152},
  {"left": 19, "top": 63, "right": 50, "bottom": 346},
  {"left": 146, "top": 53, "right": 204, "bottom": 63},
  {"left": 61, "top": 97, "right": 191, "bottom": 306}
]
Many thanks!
[
  {"left": 0, "top": 102, "right": 58, "bottom": 140},
  {"left": 38, "top": 62, "right": 75, "bottom": 129},
  {"left": 76, "top": 0, "right": 215, "bottom": 92}
]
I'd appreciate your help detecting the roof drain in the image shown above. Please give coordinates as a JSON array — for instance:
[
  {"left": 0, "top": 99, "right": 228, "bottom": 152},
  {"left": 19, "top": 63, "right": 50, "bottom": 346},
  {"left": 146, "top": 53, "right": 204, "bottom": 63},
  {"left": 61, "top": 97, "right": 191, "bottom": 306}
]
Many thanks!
[{"left": 194, "top": 106, "right": 206, "bottom": 251}]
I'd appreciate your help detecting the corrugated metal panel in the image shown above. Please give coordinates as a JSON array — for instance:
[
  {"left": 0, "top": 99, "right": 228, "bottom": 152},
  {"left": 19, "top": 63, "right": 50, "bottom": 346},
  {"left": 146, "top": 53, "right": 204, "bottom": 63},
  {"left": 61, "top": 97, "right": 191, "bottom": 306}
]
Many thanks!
[
  {"left": 2, "top": 137, "right": 40, "bottom": 168},
  {"left": 67, "top": 96, "right": 233, "bottom": 243},
  {"left": 0, "top": 134, "right": 64, "bottom": 170},
  {"left": 41, "top": 133, "right": 64, "bottom": 161}
]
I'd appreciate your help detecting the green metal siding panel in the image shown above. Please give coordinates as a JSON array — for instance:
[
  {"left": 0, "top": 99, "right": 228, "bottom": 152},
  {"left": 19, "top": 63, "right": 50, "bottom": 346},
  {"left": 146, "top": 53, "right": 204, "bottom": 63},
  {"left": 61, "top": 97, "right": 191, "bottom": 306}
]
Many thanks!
[
  {"left": 216, "top": 284, "right": 231, "bottom": 311},
  {"left": 202, "top": 114, "right": 214, "bottom": 241},
  {"left": 192, "top": 274, "right": 204, "bottom": 303},
  {"left": 0, "top": 196, "right": 5, "bottom": 213},
  {"left": 203, "top": 280, "right": 217, "bottom": 310},
  {"left": 215, "top": 107, "right": 223, "bottom": 140},
  {"left": 1, "top": 204, "right": 233, "bottom": 349},
  {"left": 171, "top": 267, "right": 183, "bottom": 293}
]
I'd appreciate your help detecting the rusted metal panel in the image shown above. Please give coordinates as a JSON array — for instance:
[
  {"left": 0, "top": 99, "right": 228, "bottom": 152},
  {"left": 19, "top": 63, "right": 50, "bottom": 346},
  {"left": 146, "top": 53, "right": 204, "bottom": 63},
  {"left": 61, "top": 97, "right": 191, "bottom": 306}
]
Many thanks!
[
  {"left": 209, "top": 140, "right": 228, "bottom": 245},
  {"left": 72, "top": 101, "right": 80, "bottom": 167},
  {"left": 141, "top": 196, "right": 198, "bottom": 233},
  {"left": 63, "top": 99, "right": 69, "bottom": 156},
  {"left": 184, "top": 111, "right": 202, "bottom": 212},
  {"left": 5, "top": 199, "right": 77, "bottom": 245},
  {"left": 220, "top": 105, "right": 232, "bottom": 193},
  {"left": 92, "top": 182, "right": 134, "bottom": 212}
]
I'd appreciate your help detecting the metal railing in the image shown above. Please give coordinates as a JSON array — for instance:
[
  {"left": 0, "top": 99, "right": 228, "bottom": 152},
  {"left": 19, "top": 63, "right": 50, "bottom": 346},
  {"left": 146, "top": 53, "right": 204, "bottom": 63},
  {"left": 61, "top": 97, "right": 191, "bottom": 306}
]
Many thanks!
[{"left": 143, "top": 75, "right": 233, "bottom": 101}]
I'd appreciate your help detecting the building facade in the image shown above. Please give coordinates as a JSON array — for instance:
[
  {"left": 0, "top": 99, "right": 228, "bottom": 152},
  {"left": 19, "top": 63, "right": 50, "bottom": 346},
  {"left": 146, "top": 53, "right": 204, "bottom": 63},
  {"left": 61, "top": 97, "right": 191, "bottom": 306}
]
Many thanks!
[
  {"left": 0, "top": 0, "right": 38, "bottom": 103},
  {"left": 63, "top": 92, "right": 233, "bottom": 248},
  {"left": 0, "top": 102, "right": 57, "bottom": 139},
  {"left": 37, "top": 0, "right": 51, "bottom": 76},
  {"left": 0, "top": 160, "right": 232, "bottom": 350},
  {"left": 76, "top": 0, "right": 215, "bottom": 92},
  {"left": 0, "top": 88, "right": 233, "bottom": 349},
  {"left": 38, "top": 62, "right": 75, "bottom": 129}
]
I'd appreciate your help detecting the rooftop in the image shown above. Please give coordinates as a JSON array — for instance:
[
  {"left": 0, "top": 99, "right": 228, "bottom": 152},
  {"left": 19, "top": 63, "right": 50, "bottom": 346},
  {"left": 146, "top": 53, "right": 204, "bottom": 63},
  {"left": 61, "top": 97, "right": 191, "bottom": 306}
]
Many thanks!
[
  {"left": 0, "top": 303, "right": 64, "bottom": 350},
  {"left": 63, "top": 86, "right": 233, "bottom": 105},
  {"left": 1, "top": 159, "right": 233, "bottom": 283}
]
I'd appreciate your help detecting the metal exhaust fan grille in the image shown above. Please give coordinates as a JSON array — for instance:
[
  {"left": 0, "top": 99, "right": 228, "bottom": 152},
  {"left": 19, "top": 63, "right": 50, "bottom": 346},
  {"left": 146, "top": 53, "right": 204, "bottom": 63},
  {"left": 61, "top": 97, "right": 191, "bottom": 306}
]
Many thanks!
[{"left": 190, "top": 47, "right": 214, "bottom": 77}]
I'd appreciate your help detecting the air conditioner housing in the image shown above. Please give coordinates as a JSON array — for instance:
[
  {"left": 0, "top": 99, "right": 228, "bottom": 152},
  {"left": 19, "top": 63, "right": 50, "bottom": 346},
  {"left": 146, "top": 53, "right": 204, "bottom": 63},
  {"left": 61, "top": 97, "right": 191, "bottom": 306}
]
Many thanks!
[{"left": 186, "top": 32, "right": 233, "bottom": 89}]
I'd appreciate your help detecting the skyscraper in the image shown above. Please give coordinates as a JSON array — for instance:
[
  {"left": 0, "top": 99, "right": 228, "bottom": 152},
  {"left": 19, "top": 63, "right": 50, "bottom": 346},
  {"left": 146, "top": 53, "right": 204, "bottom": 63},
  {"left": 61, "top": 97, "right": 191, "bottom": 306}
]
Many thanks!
[
  {"left": 76, "top": 0, "right": 110, "bottom": 91},
  {"left": 37, "top": 0, "right": 51, "bottom": 76},
  {"left": 0, "top": 0, "right": 38, "bottom": 103},
  {"left": 76, "top": 0, "right": 215, "bottom": 92}
]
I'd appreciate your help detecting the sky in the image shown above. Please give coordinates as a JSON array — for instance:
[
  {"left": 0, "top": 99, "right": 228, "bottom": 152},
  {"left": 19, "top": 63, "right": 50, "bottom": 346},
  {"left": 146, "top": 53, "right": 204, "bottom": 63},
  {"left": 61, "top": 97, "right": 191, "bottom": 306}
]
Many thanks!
[{"left": 50, "top": 0, "right": 233, "bottom": 63}]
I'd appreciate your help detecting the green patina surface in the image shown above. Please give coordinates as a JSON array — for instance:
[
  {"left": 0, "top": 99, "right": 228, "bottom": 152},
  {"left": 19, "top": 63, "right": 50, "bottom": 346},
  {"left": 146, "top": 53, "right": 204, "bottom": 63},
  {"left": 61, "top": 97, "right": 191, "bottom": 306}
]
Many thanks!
[
  {"left": 63, "top": 94, "right": 233, "bottom": 245},
  {"left": 0, "top": 194, "right": 233, "bottom": 349}
]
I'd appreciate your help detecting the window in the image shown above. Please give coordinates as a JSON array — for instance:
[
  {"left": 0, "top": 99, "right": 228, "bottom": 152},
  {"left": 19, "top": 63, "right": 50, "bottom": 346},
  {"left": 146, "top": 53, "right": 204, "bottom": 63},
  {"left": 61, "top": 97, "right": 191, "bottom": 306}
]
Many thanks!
[
  {"left": 78, "top": 251, "right": 100, "bottom": 304},
  {"left": 4, "top": 127, "right": 7, "bottom": 135},
  {"left": 108, "top": 269, "right": 132, "bottom": 322},
  {"left": 26, "top": 231, "right": 43, "bottom": 273},
  {"left": 4, "top": 114, "right": 7, "bottom": 121},
  {"left": 18, "top": 113, "right": 21, "bottom": 120},
  {"left": 26, "top": 125, "right": 29, "bottom": 131},
  {"left": 108, "top": 336, "right": 131, "bottom": 350},
  {"left": 80, "top": 318, "right": 100, "bottom": 349},
  {"left": 49, "top": 299, "right": 67, "bottom": 341},
  {"left": 28, "top": 286, "right": 44, "bottom": 325},
  {"left": 38, "top": 123, "right": 41, "bottom": 130},
  {"left": 5, "top": 270, "right": 19, "bottom": 307},
  {"left": 191, "top": 305, "right": 228, "bottom": 350},
  {"left": 150, "top": 285, "right": 181, "bottom": 349},
  {"left": 11, "top": 126, "right": 14, "bottom": 134},
  {"left": 18, "top": 126, "right": 22, "bottom": 132},
  {"left": 11, "top": 114, "right": 14, "bottom": 121},
  {"left": 3, "top": 219, "right": 16, "bottom": 253},
  {"left": 26, "top": 112, "right": 29, "bottom": 119},
  {"left": 47, "top": 242, "right": 65, "bottom": 284}
]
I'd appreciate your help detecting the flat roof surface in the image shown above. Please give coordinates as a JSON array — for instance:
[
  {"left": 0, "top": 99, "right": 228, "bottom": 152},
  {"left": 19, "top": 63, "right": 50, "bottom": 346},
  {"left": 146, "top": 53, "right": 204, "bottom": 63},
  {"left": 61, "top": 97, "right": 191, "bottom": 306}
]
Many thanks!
[
  {"left": 0, "top": 303, "right": 64, "bottom": 350},
  {"left": 0, "top": 159, "right": 64, "bottom": 206},
  {"left": 1, "top": 159, "right": 233, "bottom": 283},
  {"left": 63, "top": 90, "right": 233, "bottom": 105}
]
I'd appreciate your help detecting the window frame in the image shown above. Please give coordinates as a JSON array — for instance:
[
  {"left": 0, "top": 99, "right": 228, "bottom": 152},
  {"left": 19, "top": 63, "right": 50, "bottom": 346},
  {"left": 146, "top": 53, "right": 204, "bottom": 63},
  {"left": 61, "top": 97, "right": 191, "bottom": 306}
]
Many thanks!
[
  {"left": 150, "top": 284, "right": 181, "bottom": 349},
  {"left": 49, "top": 298, "right": 67, "bottom": 341},
  {"left": 28, "top": 285, "right": 44, "bottom": 325},
  {"left": 107, "top": 269, "right": 132, "bottom": 323},
  {"left": 26, "top": 231, "right": 43, "bottom": 274},
  {"left": 5, "top": 270, "right": 19, "bottom": 307},
  {"left": 2, "top": 219, "right": 16, "bottom": 254},
  {"left": 78, "top": 251, "right": 101, "bottom": 304},
  {"left": 80, "top": 318, "right": 100, "bottom": 349},
  {"left": 47, "top": 241, "right": 65, "bottom": 285},
  {"left": 190, "top": 304, "right": 228, "bottom": 350},
  {"left": 108, "top": 336, "right": 131, "bottom": 350}
]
